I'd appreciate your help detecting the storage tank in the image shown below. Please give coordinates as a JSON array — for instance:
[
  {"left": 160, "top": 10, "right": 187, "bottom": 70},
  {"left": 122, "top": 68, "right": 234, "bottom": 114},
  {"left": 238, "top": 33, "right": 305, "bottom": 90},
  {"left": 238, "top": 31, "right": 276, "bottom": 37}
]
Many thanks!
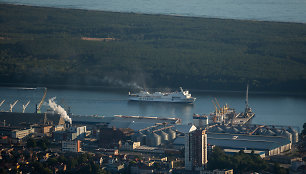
[
  {"left": 148, "top": 132, "right": 161, "bottom": 147},
  {"left": 280, "top": 129, "right": 292, "bottom": 143},
  {"left": 165, "top": 128, "right": 176, "bottom": 140},
  {"left": 157, "top": 130, "right": 169, "bottom": 144},
  {"left": 287, "top": 127, "right": 298, "bottom": 143}
]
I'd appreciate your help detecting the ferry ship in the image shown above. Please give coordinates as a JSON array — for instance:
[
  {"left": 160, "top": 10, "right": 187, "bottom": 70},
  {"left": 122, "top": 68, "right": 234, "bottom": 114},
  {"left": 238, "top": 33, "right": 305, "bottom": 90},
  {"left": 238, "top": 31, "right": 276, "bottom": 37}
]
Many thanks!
[{"left": 128, "top": 87, "right": 196, "bottom": 103}]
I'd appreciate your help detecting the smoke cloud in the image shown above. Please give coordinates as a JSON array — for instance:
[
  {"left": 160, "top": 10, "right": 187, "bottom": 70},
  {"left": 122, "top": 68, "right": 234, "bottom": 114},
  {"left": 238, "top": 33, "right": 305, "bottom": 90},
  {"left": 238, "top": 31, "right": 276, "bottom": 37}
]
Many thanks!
[
  {"left": 103, "top": 77, "right": 143, "bottom": 90},
  {"left": 48, "top": 97, "right": 72, "bottom": 124}
]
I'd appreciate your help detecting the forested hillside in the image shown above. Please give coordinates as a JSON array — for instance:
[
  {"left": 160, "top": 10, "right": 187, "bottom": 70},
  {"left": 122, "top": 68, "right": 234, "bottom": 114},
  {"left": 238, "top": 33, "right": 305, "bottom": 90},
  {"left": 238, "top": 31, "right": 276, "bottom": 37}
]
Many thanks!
[{"left": 1, "top": 4, "right": 306, "bottom": 91}]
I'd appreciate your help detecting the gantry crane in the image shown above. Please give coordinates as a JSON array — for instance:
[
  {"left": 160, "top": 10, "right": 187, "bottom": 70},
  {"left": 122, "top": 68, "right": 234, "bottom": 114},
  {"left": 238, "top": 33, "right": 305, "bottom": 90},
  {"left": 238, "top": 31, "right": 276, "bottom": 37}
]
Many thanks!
[
  {"left": 0, "top": 100, "right": 5, "bottom": 108},
  {"left": 9, "top": 100, "right": 18, "bottom": 112},
  {"left": 211, "top": 99, "right": 218, "bottom": 114},
  {"left": 36, "top": 88, "right": 47, "bottom": 113},
  {"left": 22, "top": 100, "right": 30, "bottom": 113}
]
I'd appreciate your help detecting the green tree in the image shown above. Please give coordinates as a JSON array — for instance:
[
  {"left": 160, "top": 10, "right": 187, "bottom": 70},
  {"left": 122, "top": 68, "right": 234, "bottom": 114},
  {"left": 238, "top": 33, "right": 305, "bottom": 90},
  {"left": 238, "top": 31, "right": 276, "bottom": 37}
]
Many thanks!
[
  {"left": 302, "top": 122, "right": 306, "bottom": 136},
  {"left": 26, "top": 138, "right": 37, "bottom": 148}
]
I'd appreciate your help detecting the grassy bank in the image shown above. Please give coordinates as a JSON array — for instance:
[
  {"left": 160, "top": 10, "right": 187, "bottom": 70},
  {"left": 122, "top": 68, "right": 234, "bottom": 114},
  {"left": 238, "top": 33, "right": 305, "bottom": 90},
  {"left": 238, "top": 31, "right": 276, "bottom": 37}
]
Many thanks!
[{"left": 1, "top": 4, "right": 306, "bottom": 91}]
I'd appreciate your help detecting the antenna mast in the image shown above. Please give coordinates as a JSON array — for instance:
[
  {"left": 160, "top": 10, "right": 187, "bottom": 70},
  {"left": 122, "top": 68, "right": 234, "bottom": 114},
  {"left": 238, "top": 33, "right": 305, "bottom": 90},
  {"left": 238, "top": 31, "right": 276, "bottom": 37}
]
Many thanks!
[{"left": 245, "top": 84, "right": 249, "bottom": 110}]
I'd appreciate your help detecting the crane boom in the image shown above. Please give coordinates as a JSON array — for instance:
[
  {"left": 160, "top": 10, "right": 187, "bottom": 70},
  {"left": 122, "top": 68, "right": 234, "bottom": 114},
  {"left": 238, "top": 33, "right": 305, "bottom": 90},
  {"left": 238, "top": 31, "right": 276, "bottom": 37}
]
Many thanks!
[
  {"left": 22, "top": 100, "right": 30, "bottom": 113},
  {"left": 215, "top": 98, "right": 222, "bottom": 110},
  {"left": 0, "top": 100, "right": 5, "bottom": 108},
  {"left": 211, "top": 100, "right": 218, "bottom": 114},
  {"left": 37, "top": 88, "right": 47, "bottom": 113},
  {"left": 10, "top": 100, "right": 18, "bottom": 112}
]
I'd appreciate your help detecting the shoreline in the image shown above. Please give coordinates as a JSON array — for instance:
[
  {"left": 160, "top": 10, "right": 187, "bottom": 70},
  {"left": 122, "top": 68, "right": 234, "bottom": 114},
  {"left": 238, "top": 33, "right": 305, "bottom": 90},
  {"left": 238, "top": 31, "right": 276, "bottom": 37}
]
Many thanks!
[
  {"left": 1, "top": 3, "right": 306, "bottom": 25},
  {"left": 1, "top": 82, "right": 306, "bottom": 97}
]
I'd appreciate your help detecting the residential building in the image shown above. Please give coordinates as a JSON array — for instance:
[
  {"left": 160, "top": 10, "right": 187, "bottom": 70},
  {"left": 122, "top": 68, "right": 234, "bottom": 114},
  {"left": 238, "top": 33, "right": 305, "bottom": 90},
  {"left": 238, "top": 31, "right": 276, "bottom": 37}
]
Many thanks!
[
  {"left": 185, "top": 128, "right": 207, "bottom": 171},
  {"left": 11, "top": 127, "right": 34, "bottom": 139}
]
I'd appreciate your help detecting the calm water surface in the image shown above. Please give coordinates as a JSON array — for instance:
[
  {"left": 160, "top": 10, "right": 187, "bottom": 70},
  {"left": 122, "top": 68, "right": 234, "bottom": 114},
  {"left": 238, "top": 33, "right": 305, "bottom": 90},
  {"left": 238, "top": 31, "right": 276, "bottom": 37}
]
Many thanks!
[
  {"left": 1, "top": 0, "right": 306, "bottom": 23},
  {"left": 0, "top": 87, "right": 305, "bottom": 130}
]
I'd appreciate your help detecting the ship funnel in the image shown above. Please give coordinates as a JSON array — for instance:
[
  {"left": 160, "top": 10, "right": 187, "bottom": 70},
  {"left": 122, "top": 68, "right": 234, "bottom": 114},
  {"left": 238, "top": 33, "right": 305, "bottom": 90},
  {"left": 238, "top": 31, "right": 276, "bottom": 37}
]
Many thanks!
[{"left": 179, "top": 87, "right": 183, "bottom": 92}]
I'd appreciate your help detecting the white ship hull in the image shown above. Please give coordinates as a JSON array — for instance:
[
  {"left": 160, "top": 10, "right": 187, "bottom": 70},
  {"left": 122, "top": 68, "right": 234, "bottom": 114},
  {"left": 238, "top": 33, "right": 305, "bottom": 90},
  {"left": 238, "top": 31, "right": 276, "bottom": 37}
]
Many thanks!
[
  {"left": 128, "top": 96, "right": 195, "bottom": 103},
  {"left": 128, "top": 87, "right": 196, "bottom": 104}
]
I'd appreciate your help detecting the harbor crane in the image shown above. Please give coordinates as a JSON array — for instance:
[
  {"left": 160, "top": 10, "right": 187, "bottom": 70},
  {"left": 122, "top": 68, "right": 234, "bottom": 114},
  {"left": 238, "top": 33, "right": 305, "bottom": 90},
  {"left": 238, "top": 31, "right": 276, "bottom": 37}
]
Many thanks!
[
  {"left": 214, "top": 98, "right": 222, "bottom": 113},
  {"left": 215, "top": 98, "right": 221, "bottom": 110},
  {"left": 9, "top": 100, "right": 18, "bottom": 112},
  {"left": 36, "top": 87, "right": 47, "bottom": 113},
  {"left": 0, "top": 99, "right": 5, "bottom": 108},
  {"left": 22, "top": 100, "right": 30, "bottom": 113},
  {"left": 211, "top": 100, "right": 218, "bottom": 114}
]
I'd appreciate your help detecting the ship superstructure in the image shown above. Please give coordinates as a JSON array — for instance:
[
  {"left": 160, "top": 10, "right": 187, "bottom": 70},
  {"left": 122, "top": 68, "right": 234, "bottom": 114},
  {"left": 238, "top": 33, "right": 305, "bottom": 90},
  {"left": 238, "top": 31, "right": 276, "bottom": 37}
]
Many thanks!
[{"left": 128, "top": 87, "right": 196, "bottom": 103}]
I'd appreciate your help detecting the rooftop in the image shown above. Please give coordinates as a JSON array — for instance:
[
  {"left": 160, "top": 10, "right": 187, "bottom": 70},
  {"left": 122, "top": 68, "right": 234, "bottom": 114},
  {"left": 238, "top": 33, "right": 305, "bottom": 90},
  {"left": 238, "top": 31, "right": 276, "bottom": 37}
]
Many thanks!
[{"left": 173, "top": 132, "right": 291, "bottom": 151}]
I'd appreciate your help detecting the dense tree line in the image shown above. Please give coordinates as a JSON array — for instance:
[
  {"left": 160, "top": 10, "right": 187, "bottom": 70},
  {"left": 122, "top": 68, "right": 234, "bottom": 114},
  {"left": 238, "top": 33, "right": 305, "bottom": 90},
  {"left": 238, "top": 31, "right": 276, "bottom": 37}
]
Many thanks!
[
  {"left": 1, "top": 4, "right": 306, "bottom": 91},
  {"left": 208, "top": 147, "right": 287, "bottom": 173}
]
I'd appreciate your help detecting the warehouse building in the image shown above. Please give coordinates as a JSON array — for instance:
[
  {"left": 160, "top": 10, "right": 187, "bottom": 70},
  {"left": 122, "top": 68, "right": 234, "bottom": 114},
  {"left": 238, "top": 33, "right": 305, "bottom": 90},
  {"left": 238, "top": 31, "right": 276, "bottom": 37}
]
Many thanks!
[{"left": 174, "top": 131, "right": 291, "bottom": 156}]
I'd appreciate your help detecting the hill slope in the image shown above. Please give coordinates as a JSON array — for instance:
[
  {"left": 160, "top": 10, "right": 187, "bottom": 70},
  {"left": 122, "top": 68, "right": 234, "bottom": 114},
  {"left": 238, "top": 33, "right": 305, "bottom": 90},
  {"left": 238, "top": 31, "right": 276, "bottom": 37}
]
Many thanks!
[{"left": 1, "top": 4, "right": 306, "bottom": 91}]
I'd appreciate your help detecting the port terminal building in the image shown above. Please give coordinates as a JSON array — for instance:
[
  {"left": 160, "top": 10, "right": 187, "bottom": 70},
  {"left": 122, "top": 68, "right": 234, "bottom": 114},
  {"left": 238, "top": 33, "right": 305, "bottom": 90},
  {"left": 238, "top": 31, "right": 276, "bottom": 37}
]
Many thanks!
[{"left": 173, "top": 131, "right": 291, "bottom": 156}]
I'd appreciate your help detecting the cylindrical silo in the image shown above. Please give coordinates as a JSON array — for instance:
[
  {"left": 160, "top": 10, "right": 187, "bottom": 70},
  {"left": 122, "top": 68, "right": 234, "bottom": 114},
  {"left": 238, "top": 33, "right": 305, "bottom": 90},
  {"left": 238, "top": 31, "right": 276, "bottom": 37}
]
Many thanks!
[
  {"left": 148, "top": 132, "right": 161, "bottom": 147},
  {"left": 280, "top": 129, "right": 292, "bottom": 143},
  {"left": 287, "top": 127, "right": 298, "bottom": 143},
  {"left": 157, "top": 130, "right": 169, "bottom": 144},
  {"left": 165, "top": 128, "right": 176, "bottom": 141}
]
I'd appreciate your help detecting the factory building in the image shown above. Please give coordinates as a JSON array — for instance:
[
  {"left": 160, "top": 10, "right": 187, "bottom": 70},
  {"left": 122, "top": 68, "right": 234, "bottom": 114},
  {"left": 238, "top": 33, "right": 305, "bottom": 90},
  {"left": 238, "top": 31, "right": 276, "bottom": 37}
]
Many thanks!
[
  {"left": 185, "top": 129, "right": 208, "bottom": 171},
  {"left": 62, "top": 140, "right": 81, "bottom": 152},
  {"left": 0, "top": 112, "right": 66, "bottom": 127}
]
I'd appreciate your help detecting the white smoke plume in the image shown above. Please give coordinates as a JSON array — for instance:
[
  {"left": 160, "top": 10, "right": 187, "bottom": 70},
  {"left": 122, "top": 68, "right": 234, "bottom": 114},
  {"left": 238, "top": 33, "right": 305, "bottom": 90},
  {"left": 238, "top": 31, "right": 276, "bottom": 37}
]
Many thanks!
[
  {"left": 103, "top": 77, "right": 143, "bottom": 90},
  {"left": 48, "top": 97, "right": 72, "bottom": 124}
]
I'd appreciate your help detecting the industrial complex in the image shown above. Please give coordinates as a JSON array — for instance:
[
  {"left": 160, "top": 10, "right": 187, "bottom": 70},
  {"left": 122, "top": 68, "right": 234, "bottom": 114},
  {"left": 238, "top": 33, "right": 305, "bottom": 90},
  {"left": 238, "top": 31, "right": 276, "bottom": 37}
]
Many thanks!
[{"left": 0, "top": 87, "right": 304, "bottom": 173}]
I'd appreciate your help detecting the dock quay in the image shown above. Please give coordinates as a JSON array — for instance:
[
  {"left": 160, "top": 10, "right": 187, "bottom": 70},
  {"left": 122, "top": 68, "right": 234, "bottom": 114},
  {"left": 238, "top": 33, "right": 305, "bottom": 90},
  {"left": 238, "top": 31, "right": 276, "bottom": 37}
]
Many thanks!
[
  {"left": 231, "top": 112, "right": 255, "bottom": 125},
  {"left": 70, "top": 114, "right": 181, "bottom": 125}
]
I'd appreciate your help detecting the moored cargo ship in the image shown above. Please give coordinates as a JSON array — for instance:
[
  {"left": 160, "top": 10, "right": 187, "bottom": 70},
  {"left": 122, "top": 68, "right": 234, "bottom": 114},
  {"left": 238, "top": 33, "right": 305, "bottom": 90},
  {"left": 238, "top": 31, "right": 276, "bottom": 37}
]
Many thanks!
[{"left": 128, "top": 87, "right": 196, "bottom": 103}]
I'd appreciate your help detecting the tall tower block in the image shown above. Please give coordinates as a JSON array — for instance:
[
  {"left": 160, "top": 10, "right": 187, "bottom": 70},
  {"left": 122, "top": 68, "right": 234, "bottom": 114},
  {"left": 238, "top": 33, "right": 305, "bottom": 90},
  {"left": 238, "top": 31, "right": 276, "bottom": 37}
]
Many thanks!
[{"left": 185, "top": 129, "right": 207, "bottom": 171}]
